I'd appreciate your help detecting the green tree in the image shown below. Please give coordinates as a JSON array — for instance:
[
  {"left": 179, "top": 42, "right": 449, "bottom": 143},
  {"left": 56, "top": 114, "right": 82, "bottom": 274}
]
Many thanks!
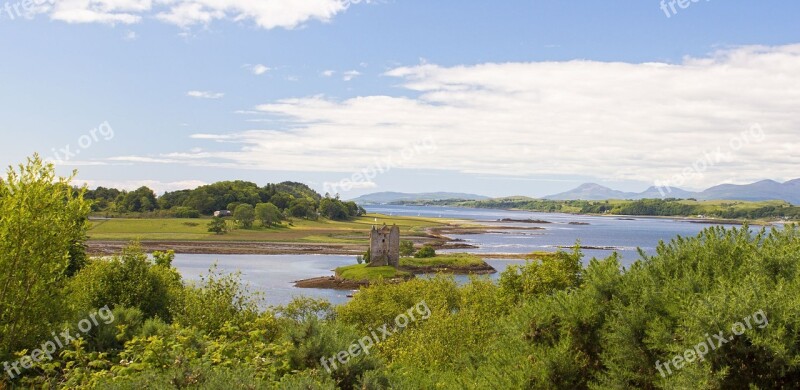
[
  {"left": 400, "top": 240, "right": 415, "bottom": 257},
  {"left": 319, "top": 197, "right": 349, "bottom": 220},
  {"left": 118, "top": 186, "right": 157, "bottom": 212},
  {"left": 233, "top": 204, "right": 255, "bottom": 229},
  {"left": 0, "top": 155, "right": 90, "bottom": 358},
  {"left": 207, "top": 216, "right": 228, "bottom": 235},
  {"left": 288, "top": 198, "right": 317, "bottom": 219},
  {"left": 414, "top": 245, "right": 436, "bottom": 258},
  {"left": 255, "top": 202, "right": 281, "bottom": 227}
]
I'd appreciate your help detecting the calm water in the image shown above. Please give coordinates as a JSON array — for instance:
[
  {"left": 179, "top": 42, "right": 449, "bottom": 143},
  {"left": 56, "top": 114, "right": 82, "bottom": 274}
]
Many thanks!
[
  {"left": 366, "top": 204, "right": 729, "bottom": 263},
  {"left": 173, "top": 205, "right": 748, "bottom": 306}
]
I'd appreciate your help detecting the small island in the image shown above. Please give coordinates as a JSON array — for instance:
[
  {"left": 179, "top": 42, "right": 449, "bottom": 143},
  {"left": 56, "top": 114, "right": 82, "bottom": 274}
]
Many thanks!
[{"left": 295, "top": 224, "right": 496, "bottom": 290}]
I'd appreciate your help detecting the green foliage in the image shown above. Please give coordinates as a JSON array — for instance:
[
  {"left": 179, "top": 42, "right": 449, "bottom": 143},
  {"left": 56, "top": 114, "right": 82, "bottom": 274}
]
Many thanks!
[
  {"left": 498, "top": 247, "right": 583, "bottom": 303},
  {"left": 67, "top": 243, "right": 183, "bottom": 322},
  {"left": 118, "top": 186, "right": 158, "bottom": 213},
  {"left": 399, "top": 240, "right": 415, "bottom": 257},
  {"left": 414, "top": 244, "right": 436, "bottom": 258},
  {"left": 233, "top": 203, "right": 256, "bottom": 229},
  {"left": 319, "top": 196, "right": 365, "bottom": 221},
  {"left": 289, "top": 197, "right": 318, "bottom": 220},
  {"left": 172, "top": 265, "right": 262, "bottom": 335},
  {"left": 255, "top": 202, "right": 282, "bottom": 227},
  {"left": 0, "top": 154, "right": 90, "bottom": 360},
  {"left": 207, "top": 216, "right": 228, "bottom": 234},
  {"left": 90, "top": 180, "right": 332, "bottom": 218},
  {"left": 151, "top": 250, "right": 175, "bottom": 268},
  {"left": 170, "top": 206, "right": 200, "bottom": 218}
]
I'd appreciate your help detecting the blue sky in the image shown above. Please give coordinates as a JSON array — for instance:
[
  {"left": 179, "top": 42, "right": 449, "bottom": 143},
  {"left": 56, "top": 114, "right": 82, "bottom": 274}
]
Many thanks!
[{"left": 1, "top": 0, "right": 799, "bottom": 198}]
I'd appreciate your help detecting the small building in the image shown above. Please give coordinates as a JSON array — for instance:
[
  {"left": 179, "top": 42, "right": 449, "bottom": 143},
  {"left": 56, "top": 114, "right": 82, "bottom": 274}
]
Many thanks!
[
  {"left": 214, "top": 210, "right": 232, "bottom": 217},
  {"left": 368, "top": 224, "right": 400, "bottom": 267}
]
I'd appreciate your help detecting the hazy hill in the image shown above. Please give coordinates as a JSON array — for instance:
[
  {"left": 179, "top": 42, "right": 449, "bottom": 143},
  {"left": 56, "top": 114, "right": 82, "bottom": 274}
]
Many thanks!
[
  {"left": 351, "top": 192, "right": 489, "bottom": 204},
  {"left": 544, "top": 179, "right": 800, "bottom": 204}
]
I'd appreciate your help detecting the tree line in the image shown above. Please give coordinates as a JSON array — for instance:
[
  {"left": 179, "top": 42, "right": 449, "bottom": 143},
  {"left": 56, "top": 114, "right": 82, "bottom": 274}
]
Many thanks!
[
  {"left": 84, "top": 180, "right": 365, "bottom": 222},
  {"left": 403, "top": 197, "right": 800, "bottom": 220}
]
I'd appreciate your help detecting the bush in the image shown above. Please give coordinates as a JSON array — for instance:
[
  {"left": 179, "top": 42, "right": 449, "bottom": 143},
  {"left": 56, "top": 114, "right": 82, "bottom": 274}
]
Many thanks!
[
  {"left": 67, "top": 243, "right": 183, "bottom": 322},
  {"left": 0, "top": 155, "right": 90, "bottom": 359},
  {"left": 172, "top": 266, "right": 262, "bottom": 335},
  {"left": 171, "top": 206, "right": 200, "bottom": 218},
  {"left": 207, "top": 216, "right": 228, "bottom": 235},
  {"left": 414, "top": 245, "right": 436, "bottom": 258},
  {"left": 399, "top": 240, "right": 415, "bottom": 257}
]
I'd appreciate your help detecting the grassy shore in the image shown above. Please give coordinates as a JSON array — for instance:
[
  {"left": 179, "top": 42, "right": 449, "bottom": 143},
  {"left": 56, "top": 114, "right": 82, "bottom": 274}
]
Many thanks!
[
  {"left": 333, "top": 253, "right": 495, "bottom": 283},
  {"left": 336, "top": 264, "right": 412, "bottom": 281}
]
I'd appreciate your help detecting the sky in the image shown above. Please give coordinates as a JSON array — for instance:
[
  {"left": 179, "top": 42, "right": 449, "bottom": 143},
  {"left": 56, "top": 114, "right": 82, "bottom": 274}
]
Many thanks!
[{"left": 1, "top": 0, "right": 799, "bottom": 199}]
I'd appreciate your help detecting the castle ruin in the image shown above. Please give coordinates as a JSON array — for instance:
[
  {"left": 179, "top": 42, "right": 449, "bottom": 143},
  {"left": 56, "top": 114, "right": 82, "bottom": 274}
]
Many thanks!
[{"left": 368, "top": 224, "right": 400, "bottom": 267}]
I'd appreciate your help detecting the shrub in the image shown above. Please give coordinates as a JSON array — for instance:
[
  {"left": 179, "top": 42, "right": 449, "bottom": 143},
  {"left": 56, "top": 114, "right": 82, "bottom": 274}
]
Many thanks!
[
  {"left": 399, "top": 240, "right": 415, "bottom": 257},
  {"left": 414, "top": 245, "right": 436, "bottom": 258}
]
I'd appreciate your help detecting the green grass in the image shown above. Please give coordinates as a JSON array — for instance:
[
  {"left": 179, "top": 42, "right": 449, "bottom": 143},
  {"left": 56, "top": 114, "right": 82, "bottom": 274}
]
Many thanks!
[
  {"left": 88, "top": 213, "right": 455, "bottom": 243},
  {"left": 336, "top": 264, "right": 411, "bottom": 281},
  {"left": 523, "top": 251, "right": 562, "bottom": 260},
  {"left": 399, "top": 253, "right": 486, "bottom": 267},
  {"left": 335, "top": 253, "right": 489, "bottom": 281}
]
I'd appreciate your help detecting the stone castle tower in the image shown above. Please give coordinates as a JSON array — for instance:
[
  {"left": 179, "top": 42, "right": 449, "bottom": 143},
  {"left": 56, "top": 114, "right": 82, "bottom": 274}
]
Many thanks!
[{"left": 368, "top": 224, "right": 400, "bottom": 267}]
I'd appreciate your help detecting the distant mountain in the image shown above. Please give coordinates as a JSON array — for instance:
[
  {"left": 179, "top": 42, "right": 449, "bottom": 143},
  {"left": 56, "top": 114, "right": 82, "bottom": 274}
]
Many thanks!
[
  {"left": 544, "top": 183, "right": 640, "bottom": 201},
  {"left": 544, "top": 179, "right": 800, "bottom": 204},
  {"left": 701, "top": 179, "right": 800, "bottom": 204},
  {"left": 351, "top": 192, "right": 489, "bottom": 204}
]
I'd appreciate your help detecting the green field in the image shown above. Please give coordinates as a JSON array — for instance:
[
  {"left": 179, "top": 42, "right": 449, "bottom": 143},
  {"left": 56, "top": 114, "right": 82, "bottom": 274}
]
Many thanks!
[{"left": 87, "top": 213, "right": 454, "bottom": 243}]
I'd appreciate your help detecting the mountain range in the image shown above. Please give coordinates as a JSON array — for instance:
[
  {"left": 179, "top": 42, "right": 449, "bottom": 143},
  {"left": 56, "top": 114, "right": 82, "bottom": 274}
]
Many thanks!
[
  {"left": 351, "top": 192, "right": 489, "bottom": 204},
  {"left": 544, "top": 179, "right": 800, "bottom": 204}
]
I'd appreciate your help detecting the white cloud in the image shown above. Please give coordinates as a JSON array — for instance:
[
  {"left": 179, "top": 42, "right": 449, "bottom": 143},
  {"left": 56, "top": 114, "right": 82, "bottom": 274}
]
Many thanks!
[
  {"left": 342, "top": 70, "right": 360, "bottom": 81},
  {"left": 123, "top": 30, "right": 137, "bottom": 40},
  {"left": 187, "top": 90, "right": 224, "bottom": 99},
  {"left": 324, "top": 180, "right": 377, "bottom": 190},
  {"left": 108, "top": 156, "right": 181, "bottom": 163},
  {"left": 123, "top": 45, "right": 800, "bottom": 189},
  {"left": 38, "top": 0, "right": 351, "bottom": 29},
  {"left": 250, "top": 64, "right": 271, "bottom": 75},
  {"left": 321, "top": 70, "right": 335, "bottom": 77}
]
